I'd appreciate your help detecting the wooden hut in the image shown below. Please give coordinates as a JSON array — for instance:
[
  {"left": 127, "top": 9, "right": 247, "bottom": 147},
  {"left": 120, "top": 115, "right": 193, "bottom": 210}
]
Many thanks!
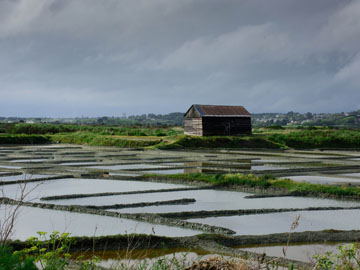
[{"left": 184, "top": 104, "right": 251, "bottom": 136}]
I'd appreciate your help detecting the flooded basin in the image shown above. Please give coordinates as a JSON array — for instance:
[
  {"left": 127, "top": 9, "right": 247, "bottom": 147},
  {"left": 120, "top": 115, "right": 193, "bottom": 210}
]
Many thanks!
[
  {"left": 0, "top": 174, "right": 53, "bottom": 181},
  {"left": 250, "top": 165, "right": 289, "bottom": 171},
  {"left": 1, "top": 179, "right": 188, "bottom": 202},
  {"left": 85, "top": 250, "right": 209, "bottom": 269},
  {"left": 188, "top": 209, "right": 360, "bottom": 235},
  {"left": 0, "top": 205, "right": 201, "bottom": 240},
  {"left": 283, "top": 175, "right": 360, "bottom": 185},
  {"left": 2, "top": 145, "right": 360, "bottom": 247},
  {"left": 140, "top": 169, "right": 187, "bottom": 175},
  {"left": 60, "top": 161, "right": 102, "bottom": 166},
  {"left": 9, "top": 159, "right": 48, "bottom": 163},
  {"left": 88, "top": 164, "right": 171, "bottom": 170},
  {"left": 100, "top": 190, "right": 360, "bottom": 213},
  {"left": 0, "top": 165, "right": 22, "bottom": 169}
]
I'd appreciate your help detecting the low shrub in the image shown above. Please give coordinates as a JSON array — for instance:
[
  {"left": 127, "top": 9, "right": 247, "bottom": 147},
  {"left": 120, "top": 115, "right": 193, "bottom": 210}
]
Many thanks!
[
  {"left": 0, "top": 244, "right": 37, "bottom": 270},
  {"left": 0, "top": 134, "right": 50, "bottom": 144}
]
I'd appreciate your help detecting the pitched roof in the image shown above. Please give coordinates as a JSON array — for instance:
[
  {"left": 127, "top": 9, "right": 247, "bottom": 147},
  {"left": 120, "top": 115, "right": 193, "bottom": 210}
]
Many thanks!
[{"left": 190, "top": 104, "right": 251, "bottom": 117}]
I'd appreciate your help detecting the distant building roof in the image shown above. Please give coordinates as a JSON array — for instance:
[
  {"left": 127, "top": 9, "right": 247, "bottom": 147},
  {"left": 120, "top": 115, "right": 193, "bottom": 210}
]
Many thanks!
[{"left": 185, "top": 104, "right": 251, "bottom": 117}]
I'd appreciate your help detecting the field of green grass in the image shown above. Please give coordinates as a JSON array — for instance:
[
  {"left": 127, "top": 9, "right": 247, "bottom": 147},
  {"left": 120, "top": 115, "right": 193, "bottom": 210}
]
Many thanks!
[{"left": 1, "top": 123, "right": 360, "bottom": 149}]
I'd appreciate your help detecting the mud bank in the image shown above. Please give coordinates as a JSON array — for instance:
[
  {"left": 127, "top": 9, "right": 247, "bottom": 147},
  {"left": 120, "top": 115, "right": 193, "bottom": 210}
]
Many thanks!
[
  {"left": 82, "top": 198, "right": 196, "bottom": 210},
  {"left": 0, "top": 175, "right": 74, "bottom": 186},
  {"left": 40, "top": 186, "right": 213, "bottom": 201}
]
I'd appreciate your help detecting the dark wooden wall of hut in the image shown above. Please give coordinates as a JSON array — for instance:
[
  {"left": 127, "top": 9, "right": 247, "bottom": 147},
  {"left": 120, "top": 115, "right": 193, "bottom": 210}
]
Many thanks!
[
  {"left": 201, "top": 117, "right": 251, "bottom": 136},
  {"left": 184, "top": 117, "right": 251, "bottom": 136}
]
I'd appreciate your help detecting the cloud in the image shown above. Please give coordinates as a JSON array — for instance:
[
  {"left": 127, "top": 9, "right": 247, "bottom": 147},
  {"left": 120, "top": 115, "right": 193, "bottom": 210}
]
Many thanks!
[
  {"left": 156, "top": 23, "right": 292, "bottom": 71},
  {"left": 335, "top": 53, "right": 360, "bottom": 87},
  {"left": 0, "top": 0, "right": 51, "bottom": 37},
  {"left": 319, "top": 0, "right": 360, "bottom": 53},
  {"left": 0, "top": 0, "right": 359, "bottom": 116}
]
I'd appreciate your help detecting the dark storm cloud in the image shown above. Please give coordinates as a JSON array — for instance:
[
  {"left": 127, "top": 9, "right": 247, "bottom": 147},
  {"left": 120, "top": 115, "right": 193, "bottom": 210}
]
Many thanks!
[{"left": 0, "top": 0, "right": 359, "bottom": 116}]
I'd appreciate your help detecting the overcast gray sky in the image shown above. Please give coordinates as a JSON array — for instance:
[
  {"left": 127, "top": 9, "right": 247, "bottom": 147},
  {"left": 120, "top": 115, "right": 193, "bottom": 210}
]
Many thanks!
[{"left": 0, "top": 0, "right": 359, "bottom": 117}]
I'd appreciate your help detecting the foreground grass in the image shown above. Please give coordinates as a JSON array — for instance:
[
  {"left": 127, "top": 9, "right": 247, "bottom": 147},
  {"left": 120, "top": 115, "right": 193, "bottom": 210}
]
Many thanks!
[
  {"left": 144, "top": 173, "right": 360, "bottom": 199},
  {"left": 2, "top": 123, "right": 182, "bottom": 137}
]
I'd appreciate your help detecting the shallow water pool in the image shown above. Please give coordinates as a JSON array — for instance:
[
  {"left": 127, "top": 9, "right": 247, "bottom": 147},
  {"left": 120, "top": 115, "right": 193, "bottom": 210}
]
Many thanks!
[
  {"left": 88, "top": 164, "right": 170, "bottom": 170},
  {"left": 0, "top": 206, "right": 201, "bottom": 240},
  {"left": 0, "top": 174, "right": 52, "bottom": 181},
  {"left": 283, "top": 175, "right": 360, "bottom": 184},
  {"left": 90, "top": 189, "right": 360, "bottom": 213},
  {"left": 1, "top": 178, "right": 188, "bottom": 202},
  {"left": 188, "top": 209, "right": 360, "bottom": 235}
]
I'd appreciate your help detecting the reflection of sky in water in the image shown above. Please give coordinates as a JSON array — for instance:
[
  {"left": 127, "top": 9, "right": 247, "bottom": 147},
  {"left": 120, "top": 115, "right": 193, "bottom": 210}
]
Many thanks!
[
  {"left": 9, "top": 159, "right": 48, "bottom": 163},
  {"left": 140, "top": 169, "right": 186, "bottom": 174},
  {"left": 88, "top": 164, "right": 170, "bottom": 170},
  {"left": 0, "top": 174, "right": 52, "bottom": 181},
  {"left": 188, "top": 209, "right": 360, "bottom": 235},
  {"left": 283, "top": 175, "right": 360, "bottom": 184},
  {"left": 0, "top": 165, "right": 22, "bottom": 169},
  {"left": 47, "top": 189, "right": 360, "bottom": 210},
  {"left": 60, "top": 162, "right": 101, "bottom": 165},
  {"left": 1, "top": 179, "right": 187, "bottom": 202},
  {"left": 109, "top": 172, "right": 141, "bottom": 177},
  {"left": 1, "top": 206, "right": 200, "bottom": 240},
  {"left": 250, "top": 165, "right": 288, "bottom": 171}
]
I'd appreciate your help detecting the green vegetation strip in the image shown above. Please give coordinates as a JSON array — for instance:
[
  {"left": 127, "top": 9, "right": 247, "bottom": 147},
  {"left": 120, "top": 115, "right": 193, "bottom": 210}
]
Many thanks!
[
  {"left": 49, "top": 133, "right": 162, "bottom": 148},
  {"left": 0, "top": 134, "right": 50, "bottom": 144},
  {"left": 144, "top": 173, "right": 360, "bottom": 199},
  {"left": 3, "top": 123, "right": 360, "bottom": 150},
  {"left": 40, "top": 186, "right": 213, "bottom": 201},
  {"left": 81, "top": 198, "right": 196, "bottom": 210},
  {"left": 3, "top": 123, "right": 181, "bottom": 137},
  {"left": 267, "top": 129, "right": 360, "bottom": 149}
]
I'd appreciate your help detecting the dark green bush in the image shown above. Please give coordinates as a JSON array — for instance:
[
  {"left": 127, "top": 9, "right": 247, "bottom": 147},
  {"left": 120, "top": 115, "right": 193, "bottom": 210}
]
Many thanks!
[
  {"left": 0, "top": 245, "right": 37, "bottom": 270},
  {"left": 0, "top": 134, "right": 50, "bottom": 144}
]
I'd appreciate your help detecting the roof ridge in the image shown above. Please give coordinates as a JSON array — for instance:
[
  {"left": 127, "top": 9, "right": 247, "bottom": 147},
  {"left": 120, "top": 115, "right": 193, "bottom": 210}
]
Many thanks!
[{"left": 190, "top": 104, "right": 250, "bottom": 116}]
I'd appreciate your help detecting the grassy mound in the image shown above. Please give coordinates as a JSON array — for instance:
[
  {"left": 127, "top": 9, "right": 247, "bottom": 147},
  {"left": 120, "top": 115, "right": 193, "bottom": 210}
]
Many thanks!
[
  {"left": 49, "top": 132, "right": 162, "bottom": 148},
  {"left": 267, "top": 129, "right": 360, "bottom": 149}
]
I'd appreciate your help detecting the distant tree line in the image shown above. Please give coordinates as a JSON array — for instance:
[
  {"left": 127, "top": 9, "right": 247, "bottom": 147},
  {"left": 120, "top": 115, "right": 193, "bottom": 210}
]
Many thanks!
[{"left": 1, "top": 110, "right": 360, "bottom": 128}]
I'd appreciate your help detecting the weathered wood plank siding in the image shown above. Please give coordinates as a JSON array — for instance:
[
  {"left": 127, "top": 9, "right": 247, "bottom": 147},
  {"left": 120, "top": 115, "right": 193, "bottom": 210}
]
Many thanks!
[{"left": 184, "top": 118, "right": 203, "bottom": 136}]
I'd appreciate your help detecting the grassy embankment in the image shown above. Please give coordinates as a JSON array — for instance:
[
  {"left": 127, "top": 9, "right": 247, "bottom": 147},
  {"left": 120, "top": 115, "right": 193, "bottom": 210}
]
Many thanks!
[
  {"left": 144, "top": 173, "right": 360, "bottom": 199},
  {"left": 1, "top": 123, "right": 360, "bottom": 149},
  {"left": 0, "top": 123, "right": 181, "bottom": 147}
]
